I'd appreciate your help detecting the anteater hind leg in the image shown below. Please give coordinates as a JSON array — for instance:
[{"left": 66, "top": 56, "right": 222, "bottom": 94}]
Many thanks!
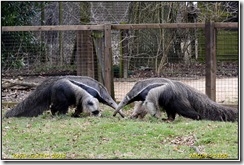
[{"left": 169, "top": 99, "right": 201, "bottom": 120}]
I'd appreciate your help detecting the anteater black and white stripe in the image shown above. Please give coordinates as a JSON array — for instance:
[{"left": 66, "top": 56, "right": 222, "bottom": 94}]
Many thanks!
[
  {"left": 113, "top": 78, "right": 238, "bottom": 122},
  {"left": 5, "top": 76, "right": 123, "bottom": 118}
]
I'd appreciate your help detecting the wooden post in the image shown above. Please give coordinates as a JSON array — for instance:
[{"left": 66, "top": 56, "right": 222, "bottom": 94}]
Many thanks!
[
  {"left": 104, "top": 24, "right": 114, "bottom": 98},
  {"left": 205, "top": 21, "right": 216, "bottom": 101}
]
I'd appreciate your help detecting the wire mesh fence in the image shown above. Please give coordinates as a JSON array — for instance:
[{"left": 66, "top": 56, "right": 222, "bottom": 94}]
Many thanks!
[
  {"left": 1, "top": 1, "right": 239, "bottom": 103},
  {"left": 113, "top": 27, "right": 238, "bottom": 104},
  {"left": 215, "top": 29, "right": 238, "bottom": 104},
  {"left": 2, "top": 30, "right": 77, "bottom": 75},
  {"left": 2, "top": 25, "right": 238, "bottom": 105}
]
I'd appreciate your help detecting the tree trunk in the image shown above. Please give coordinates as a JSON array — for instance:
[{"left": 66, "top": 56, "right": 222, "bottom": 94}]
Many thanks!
[
  {"left": 40, "top": 2, "right": 47, "bottom": 63},
  {"left": 76, "top": 2, "right": 95, "bottom": 78},
  {"left": 77, "top": 31, "right": 94, "bottom": 78},
  {"left": 120, "top": 29, "right": 129, "bottom": 78},
  {"left": 59, "top": 2, "right": 63, "bottom": 66}
]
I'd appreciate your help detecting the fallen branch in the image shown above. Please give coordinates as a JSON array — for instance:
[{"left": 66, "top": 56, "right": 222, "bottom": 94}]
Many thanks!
[
  {"left": 190, "top": 146, "right": 202, "bottom": 155},
  {"left": 2, "top": 79, "right": 38, "bottom": 89},
  {"left": 190, "top": 134, "right": 214, "bottom": 159}
]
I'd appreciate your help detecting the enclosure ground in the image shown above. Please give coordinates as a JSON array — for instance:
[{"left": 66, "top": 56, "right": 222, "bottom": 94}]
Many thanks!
[
  {"left": 1, "top": 76, "right": 239, "bottom": 160},
  {"left": 1, "top": 109, "right": 239, "bottom": 160}
]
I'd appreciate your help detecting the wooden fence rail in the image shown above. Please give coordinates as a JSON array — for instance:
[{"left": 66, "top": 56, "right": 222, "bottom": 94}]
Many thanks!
[
  {"left": 2, "top": 22, "right": 237, "bottom": 31},
  {"left": 1, "top": 25, "right": 105, "bottom": 31}
]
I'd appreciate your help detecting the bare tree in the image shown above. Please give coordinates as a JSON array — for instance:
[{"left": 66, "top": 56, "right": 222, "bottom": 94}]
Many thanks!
[{"left": 197, "top": 2, "right": 238, "bottom": 22}]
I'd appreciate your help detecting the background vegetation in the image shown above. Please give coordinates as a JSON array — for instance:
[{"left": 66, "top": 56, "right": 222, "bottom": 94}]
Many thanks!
[{"left": 1, "top": 2, "right": 238, "bottom": 74}]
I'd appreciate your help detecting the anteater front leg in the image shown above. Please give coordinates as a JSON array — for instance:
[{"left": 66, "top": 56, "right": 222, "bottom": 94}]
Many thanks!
[
  {"left": 72, "top": 103, "right": 83, "bottom": 117},
  {"left": 51, "top": 91, "right": 69, "bottom": 115},
  {"left": 130, "top": 101, "right": 148, "bottom": 119},
  {"left": 51, "top": 102, "right": 69, "bottom": 115}
]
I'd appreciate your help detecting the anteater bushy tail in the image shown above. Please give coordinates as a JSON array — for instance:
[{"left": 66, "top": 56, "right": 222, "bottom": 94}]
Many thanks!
[
  {"left": 4, "top": 80, "right": 53, "bottom": 117},
  {"left": 176, "top": 82, "right": 238, "bottom": 122}
]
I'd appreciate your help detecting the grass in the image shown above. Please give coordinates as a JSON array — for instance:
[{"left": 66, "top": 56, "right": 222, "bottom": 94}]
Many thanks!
[{"left": 1, "top": 106, "right": 239, "bottom": 160}]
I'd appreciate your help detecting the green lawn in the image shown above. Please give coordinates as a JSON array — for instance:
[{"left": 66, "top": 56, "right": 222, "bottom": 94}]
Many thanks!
[{"left": 2, "top": 106, "right": 239, "bottom": 160}]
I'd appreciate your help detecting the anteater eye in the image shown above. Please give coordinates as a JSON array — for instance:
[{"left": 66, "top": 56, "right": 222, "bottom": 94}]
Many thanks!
[{"left": 87, "top": 101, "right": 94, "bottom": 106}]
